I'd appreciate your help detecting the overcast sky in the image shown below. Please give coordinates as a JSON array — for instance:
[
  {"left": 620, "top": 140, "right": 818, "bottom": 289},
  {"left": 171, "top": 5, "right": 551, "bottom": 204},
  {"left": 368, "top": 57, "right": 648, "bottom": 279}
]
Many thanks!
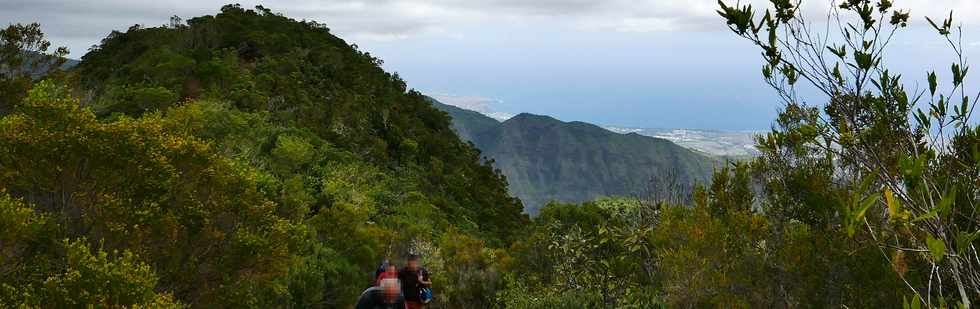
[{"left": 3, "top": 0, "right": 980, "bottom": 130}]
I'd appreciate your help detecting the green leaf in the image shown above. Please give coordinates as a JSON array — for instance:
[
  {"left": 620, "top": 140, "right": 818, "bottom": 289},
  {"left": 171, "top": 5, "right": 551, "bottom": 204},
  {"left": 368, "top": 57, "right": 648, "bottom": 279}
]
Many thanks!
[
  {"left": 915, "top": 109, "right": 931, "bottom": 129},
  {"left": 956, "top": 230, "right": 980, "bottom": 255},
  {"left": 926, "top": 16, "right": 940, "bottom": 31},
  {"left": 885, "top": 187, "right": 900, "bottom": 220},
  {"left": 912, "top": 209, "right": 939, "bottom": 223},
  {"left": 903, "top": 295, "right": 922, "bottom": 309},
  {"left": 961, "top": 96, "right": 970, "bottom": 119},
  {"left": 927, "top": 236, "right": 946, "bottom": 263},
  {"left": 878, "top": 0, "right": 892, "bottom": 13},
  {"left": 854, "top": 195, "right": 877, "bottom": 222},
  {"left": 928, "top": 71, "right": 938, "bottom": 95},
  {"left": 926, "top": 15, "right": 951, "bottom": 35},
  {"left": 952, "top": 63, "right": 963, "bottom": 86},
  {"left": 833, "top": 63, "right": 844, "bottom": 83},
  {"left": 827, "top": 45, "right": 846, "bottom": 59},
  {"left": 854, "top": 51, "right": 873, "bottom": 70},
  {"left": 847, "top": 192, "right": 878, "bottom": 237},
  {"left": 768, "top": 25, "right": 777, "bottom": 47},
  {"left": 937, "top": 186, "right": 957, "bottom": 217},
  {"left": 717, "top": 0, "right": 755, "bottom": 35},
  {"left": 890, "top": 10, "right": 909, "bottom": 27}
]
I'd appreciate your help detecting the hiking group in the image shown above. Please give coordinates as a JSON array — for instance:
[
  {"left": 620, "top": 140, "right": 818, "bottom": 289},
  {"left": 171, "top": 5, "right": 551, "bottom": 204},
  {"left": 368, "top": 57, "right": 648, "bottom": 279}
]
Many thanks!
[{"left": 355, "top": 254, "right": 433, "bottom": 309}]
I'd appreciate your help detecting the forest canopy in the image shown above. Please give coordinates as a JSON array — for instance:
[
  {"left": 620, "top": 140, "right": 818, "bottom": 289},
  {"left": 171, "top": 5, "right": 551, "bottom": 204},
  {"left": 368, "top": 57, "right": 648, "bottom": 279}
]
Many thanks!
[
  {"left": 1, "top": 0, "right": 979, "bottom": 308},
  {"left": 1, "top": 5, "right": 525, "bottom": 308}
]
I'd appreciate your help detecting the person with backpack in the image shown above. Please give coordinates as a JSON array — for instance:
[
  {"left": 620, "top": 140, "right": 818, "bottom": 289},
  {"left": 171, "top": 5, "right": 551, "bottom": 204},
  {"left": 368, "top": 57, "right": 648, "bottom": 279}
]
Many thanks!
[
  {"left": 377, "top": 263, "right": 399, "bottom": 283},
  {"left": 373, "top": 259, "right": 391, "bottom": 286},
  {"left": 398, "top": 255, "right": 432, "bottom": 309},
  {"left": 355, "top": 278, "right": 406, "bottom": 309},
  {"left": 419, "top": 267, "right": 432, "bottom": 305}
]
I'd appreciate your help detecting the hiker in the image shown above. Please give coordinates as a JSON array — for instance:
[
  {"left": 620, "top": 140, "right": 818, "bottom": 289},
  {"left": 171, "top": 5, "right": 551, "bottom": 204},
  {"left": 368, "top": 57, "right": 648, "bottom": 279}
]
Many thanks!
[
  {"left": 398, "top": 255, "right": 432, "bottom": 309},
  {"left": 375, "top": 259, "right": 390, "bottom": 280},
  {"left": 377, "top": 263, "right": 398, "bottom": 283},
  {"left": 355, "top": 278, "right": 406, "bottom": 309},
  {"left": 374, "top": 259, "right": 400, "bottom": 286}
]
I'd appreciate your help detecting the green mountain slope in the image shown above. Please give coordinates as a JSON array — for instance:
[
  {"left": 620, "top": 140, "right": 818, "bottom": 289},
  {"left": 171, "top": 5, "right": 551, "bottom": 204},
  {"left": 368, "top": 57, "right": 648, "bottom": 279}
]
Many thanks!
[
  {"left": 22, "top": 52, "right": 79, "bottom": 78},
  {"left": 72, "top": 5, "right": 526, "bottom": 242},
  {"left": 428, "top": 97, "right": 500, "bottom": 142},
  {"left": 1, "top": 6, "right": 525, "bottom": 307},
  {"left": 431, "top": 100, "right": 718, "bottom": 213}
]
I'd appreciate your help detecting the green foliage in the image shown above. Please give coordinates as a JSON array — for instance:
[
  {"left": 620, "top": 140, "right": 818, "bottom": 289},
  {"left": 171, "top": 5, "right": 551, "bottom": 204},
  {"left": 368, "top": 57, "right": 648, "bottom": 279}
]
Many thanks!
[
  {"left": 417, "top": 227, "right": 506, "bottom": 308},
  {"left": 271, "top": 134, "right": 315, "bottom": 170},
  {"left": 504, "top": 164, "right": 907, "bottom": 307},
  {"left": 0, "top": 192, "right": 183, "bottom": 307},
  {"left": 719, "top": 0, "right": 980, "bottom": 305},
  {"left": 432, "top": 100, "right": 717, "bottom": 214},
  {"left": 93, "top": 84, "right": 179, "bottom": 116},
  {"left": 502, "top": 198, "right": 666, "bottom": 308},
  {"left": 1, "top": 5, "right": 532, "bottom": 307},
  {"left": 496, "top": 274, "right": 605, "bottom": 309},
  {"left": 0, "top": 81, "right": 309, "bottom": 306},
  {"left": 0, "top": 23, "right": 69, "bottom": 114},
  {"left": 27, "top": 239, "right": 184, "bottom": 308},
  {"left": 926, "top": 236, "right": 947, "bottom": 263},
  {"left": 6, "top": 1, "right": 979, "bottom": 307},
  {"left": 75, "top": 5, "right": 527, "bottom": 244}
]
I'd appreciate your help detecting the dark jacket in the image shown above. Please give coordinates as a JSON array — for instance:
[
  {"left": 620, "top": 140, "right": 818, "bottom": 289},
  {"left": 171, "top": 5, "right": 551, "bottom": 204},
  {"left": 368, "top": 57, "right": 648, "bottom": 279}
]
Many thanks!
[
  {"left": 354, "top": 287, "right": 406, "bottom": 309},
  {"left": 398, "top": 267, "right": 428, "bottom": 301}
]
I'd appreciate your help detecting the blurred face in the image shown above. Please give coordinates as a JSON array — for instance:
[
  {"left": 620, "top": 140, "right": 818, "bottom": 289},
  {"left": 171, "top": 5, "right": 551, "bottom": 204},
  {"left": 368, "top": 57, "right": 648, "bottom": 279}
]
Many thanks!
[
  {"left": 386, "top": 265, "right": 396, "bottom": 273},
  {"left": 408, "top": 259, "right": 419, "bottom": 270},
  {"left": 379, "top": 278, "right": 400, "bottom": 303},
  {"left": 382, "top": 285, "right": 398, "bottom": 303}
]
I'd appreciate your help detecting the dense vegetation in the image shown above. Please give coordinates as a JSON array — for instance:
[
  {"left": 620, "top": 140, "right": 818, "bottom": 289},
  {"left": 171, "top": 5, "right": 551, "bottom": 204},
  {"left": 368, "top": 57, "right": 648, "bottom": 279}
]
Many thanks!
[
  {"left": 428, "top": 98, "right": 502, "bottom": 146},
  {"left": 432, "top": 100, "right": 716, "bottom": 214},
  {"left": 500, "top": 0, "right": 980, "bottom": 307},
  {"left": 2, "top": 0, "right": 979, "bottom": 307},
  {"left": 1, "top": 5, "right": 525, "bottom": 308}
]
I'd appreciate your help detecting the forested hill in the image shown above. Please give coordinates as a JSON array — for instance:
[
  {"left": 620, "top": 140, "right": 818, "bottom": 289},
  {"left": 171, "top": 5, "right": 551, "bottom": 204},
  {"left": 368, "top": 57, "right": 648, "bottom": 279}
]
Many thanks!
[
  {"left": 74, "top": 5, "right": 527, "bottom": 240},
  {"left": 431, "top": 99, "right": 717, "bottom": 213},
  {"left": 1, "top": 5, "right": 525, "bottom": 307},
  {"left": 7, "top": 0, "right": 978, "bottom": 307},
  {"left": 429, "top": 97, "right": 502, "bottom": 143}
]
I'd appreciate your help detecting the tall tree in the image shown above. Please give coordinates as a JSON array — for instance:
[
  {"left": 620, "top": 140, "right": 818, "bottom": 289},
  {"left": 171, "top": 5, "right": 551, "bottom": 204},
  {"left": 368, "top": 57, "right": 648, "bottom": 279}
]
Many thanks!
[
  {"left": 719, "top": 0, "right": 980, "bottom": 305},
  {"left": 0, "top": 23, "right": 68, "bottom": 114}
]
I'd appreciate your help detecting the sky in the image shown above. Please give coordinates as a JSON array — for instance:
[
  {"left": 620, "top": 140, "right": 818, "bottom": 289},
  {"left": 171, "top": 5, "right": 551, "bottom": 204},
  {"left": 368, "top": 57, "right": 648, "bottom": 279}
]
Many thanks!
[{"left": 3, "top": 0, "right": 980, "bottom": 130}]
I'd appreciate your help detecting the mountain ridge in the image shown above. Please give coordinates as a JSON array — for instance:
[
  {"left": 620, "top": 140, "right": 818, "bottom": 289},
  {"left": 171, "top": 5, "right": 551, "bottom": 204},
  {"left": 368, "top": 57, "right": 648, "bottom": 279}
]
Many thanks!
[
  {"left": 1, "top": 8, "right": 529, "bottom": 306},
  {"left": 430, "top": 98, "right": 718, "bottom": 213}
]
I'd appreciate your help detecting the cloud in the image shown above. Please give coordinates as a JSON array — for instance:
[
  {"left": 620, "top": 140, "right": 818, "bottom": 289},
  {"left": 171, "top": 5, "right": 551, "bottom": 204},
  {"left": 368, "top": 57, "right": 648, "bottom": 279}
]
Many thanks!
[
  {"left": 429, "top": 94, "right": 514, "bottom": 121},
  {"left": 485, "top": 112, "right": 516, "bottom": 121},
  {"left": 3, "top": 0, "right": 979, "bottom": 57}
]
